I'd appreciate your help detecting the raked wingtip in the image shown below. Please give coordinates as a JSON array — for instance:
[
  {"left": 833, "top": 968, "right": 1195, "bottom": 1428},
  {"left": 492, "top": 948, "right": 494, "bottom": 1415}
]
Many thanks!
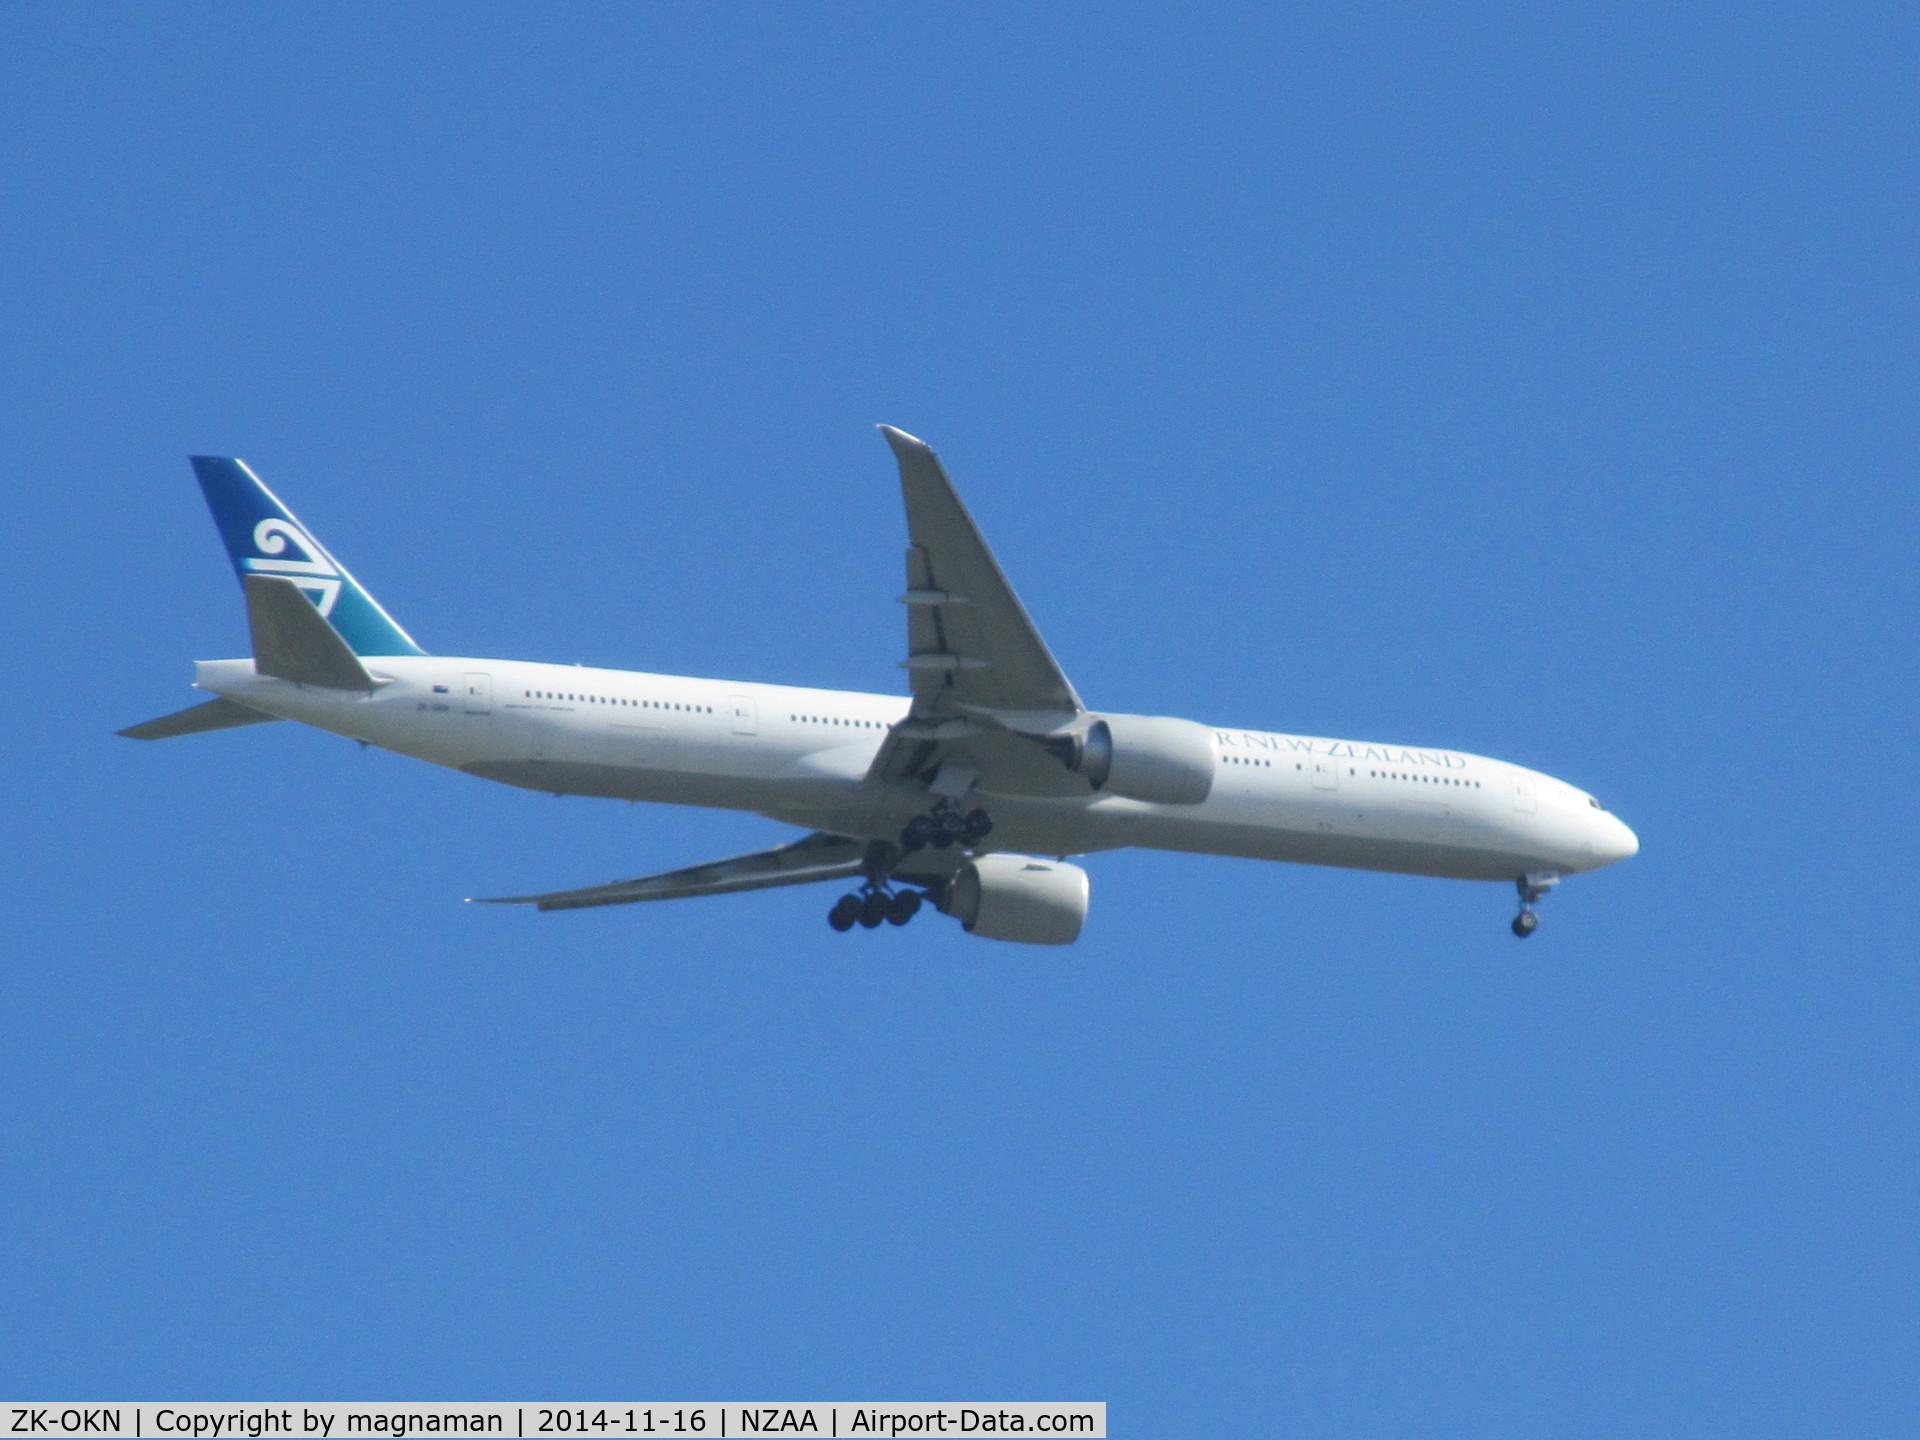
[{"left": 877, "top": 424, "right": 928, "bottom": 451}]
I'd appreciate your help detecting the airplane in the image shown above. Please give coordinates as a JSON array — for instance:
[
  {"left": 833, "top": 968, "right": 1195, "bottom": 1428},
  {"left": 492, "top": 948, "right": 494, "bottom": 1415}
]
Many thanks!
[{"left": 120, "top": 427, "right": 1638, "bottom": 944}]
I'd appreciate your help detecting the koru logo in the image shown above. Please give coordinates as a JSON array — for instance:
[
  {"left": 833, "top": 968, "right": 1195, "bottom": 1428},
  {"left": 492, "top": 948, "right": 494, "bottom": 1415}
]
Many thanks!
[{"left": 243, "top": 517, "right": 342, "bottom": 615}]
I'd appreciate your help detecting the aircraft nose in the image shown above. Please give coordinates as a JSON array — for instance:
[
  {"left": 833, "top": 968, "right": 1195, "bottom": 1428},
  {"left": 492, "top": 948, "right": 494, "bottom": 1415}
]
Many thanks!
[{"left": 1592, "top": 811, "right": 1640, "bottom": 865}]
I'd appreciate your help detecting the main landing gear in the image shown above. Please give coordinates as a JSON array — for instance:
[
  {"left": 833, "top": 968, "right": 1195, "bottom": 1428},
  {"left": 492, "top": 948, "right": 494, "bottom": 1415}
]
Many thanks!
[
  {"left": 898, "top": 801, "right": 992, "bottom": 855},
  {"left": 826, "top": 803, "right": 990, "bottom": 933},
  {"left": 827, "top": 887, "right": 924, "bottom": 932},
  {"left": 1511, "top": 871, "right": 1561, "bottom": 938},
  {"left": 827, "top": 836, "right": 932, "bottom": 933}
]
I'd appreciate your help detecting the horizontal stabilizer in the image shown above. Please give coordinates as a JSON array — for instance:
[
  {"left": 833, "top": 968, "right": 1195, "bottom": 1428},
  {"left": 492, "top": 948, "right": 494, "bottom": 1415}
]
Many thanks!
[
  {"left": 472, "top": 831, "right": 870, "bottom": 912},
  {"left": 245, "top": 574, "right": 378, "bottom": 691},
  {"left": 117, "top": 695, "right": 281, "bottom": 741}
]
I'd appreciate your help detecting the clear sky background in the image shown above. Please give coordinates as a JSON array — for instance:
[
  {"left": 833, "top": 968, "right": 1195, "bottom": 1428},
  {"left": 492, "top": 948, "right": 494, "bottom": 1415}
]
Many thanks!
[{"left": 2, "top": 4, "right": 1915, "bottom": 1434}]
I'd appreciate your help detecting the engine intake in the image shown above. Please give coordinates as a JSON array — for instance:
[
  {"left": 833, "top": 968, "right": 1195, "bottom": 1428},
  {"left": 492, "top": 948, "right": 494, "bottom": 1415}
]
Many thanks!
[
  {"left": 1053, "top": 713, "right": 1216, "bottom": 805},
  {"left": 943, "top": 853, "right": 1090, "bottom": 946}
]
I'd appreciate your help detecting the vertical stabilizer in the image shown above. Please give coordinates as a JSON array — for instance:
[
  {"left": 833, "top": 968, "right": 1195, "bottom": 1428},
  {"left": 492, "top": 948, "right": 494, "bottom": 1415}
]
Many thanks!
[{"left": 190, "top": 456, "right": 426, "bottom": 656}]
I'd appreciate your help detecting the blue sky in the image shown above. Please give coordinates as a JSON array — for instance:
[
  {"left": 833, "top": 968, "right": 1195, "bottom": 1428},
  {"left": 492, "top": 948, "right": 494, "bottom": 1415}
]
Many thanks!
[{"left": 2, "top": 4, "right": 1916, "bottom": 1433}]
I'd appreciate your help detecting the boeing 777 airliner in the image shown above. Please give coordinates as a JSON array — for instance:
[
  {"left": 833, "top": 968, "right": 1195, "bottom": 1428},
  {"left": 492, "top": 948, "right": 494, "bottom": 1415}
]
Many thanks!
[{"left": 121, "top": 427, "right": 1637, "bottom": 943}]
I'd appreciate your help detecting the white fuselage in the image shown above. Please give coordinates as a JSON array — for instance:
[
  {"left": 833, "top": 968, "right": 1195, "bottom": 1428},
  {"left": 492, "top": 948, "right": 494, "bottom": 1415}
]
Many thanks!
[{"left": 194, "top": 656, "right": 1639, "bottom": 885}]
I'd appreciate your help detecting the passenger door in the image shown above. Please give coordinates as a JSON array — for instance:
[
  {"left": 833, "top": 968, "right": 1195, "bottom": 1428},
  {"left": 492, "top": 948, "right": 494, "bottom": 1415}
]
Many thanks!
[
  {"left": 462, "top": 672, "right": 492, "bottom": 715},
  {"left": 729, "top": 693, "right": 758, "bottom": 736}
]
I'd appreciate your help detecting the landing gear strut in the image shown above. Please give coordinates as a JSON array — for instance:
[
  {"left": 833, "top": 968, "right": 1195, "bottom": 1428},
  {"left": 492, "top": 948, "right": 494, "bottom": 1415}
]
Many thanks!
[
  {"left": 1511, "top": 871, "right": 1561, "bottom": 938},
  {"left": 899, "top": 801, "right": 992, "bottom": 854}
]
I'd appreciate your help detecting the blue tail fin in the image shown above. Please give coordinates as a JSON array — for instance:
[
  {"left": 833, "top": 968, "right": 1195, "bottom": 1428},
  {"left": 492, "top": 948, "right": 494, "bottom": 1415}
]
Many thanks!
[{"left": 190, "top": 456, "right": 427, "bottom": 657}]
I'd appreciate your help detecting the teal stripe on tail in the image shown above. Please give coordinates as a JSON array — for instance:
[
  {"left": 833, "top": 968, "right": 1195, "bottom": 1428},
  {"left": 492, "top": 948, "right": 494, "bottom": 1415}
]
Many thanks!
[{"left": 190, "top": 456, "right": 427, "bottom": 657}]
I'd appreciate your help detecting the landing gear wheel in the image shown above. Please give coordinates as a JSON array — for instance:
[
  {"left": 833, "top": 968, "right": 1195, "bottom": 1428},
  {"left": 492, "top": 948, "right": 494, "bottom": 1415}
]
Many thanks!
[
  {"left": 859, "top": 891, "right": 890, "bottom": 928},
  {"left": 828, "top": 894, "right": 861, "bottom": 932},
  {"left": 936, "top": 809, "right": 967, "bottom": 841},
  {"left": 887, "top": 890, "right": 922, "bottom": 926},
  {"left": 962, "top": 809, "right": 993, "bottom": 843},
  {"left": 1510, "top": 871, "right": 1558, "bottom": 938},
  {"left": 900, "top": 815, "right": 937, "bottom": 852}
]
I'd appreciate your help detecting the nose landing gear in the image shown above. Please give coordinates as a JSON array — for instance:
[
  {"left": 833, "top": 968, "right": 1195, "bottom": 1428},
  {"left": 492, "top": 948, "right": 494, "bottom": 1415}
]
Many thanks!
[{"left": 1511, "top": 871, "right": 1561, "bottom": 938}]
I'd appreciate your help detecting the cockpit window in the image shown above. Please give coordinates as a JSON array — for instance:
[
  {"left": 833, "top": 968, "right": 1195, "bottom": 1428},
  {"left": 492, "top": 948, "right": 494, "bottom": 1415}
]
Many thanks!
[{"left": 1588, "top": 796, "right": 1604, "bottom": 810}]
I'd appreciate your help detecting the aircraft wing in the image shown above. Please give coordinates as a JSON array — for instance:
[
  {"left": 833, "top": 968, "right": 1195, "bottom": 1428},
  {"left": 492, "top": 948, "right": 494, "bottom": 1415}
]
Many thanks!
[
  {"left": 867, "top": 427, "right": 1088, "bottom": 794},
  {"left": 881, "top": 426, "right": 1082, "bottom": 719},
  {"left": 470, "top": 831, "right": 872, "bottom": 912},
  {"left": 470, "top": 829, "right": 973, "bottom": 913}
]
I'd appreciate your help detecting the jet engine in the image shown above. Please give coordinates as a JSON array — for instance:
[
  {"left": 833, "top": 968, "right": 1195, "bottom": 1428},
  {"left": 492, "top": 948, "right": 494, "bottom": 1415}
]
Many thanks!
[
  {"left": 942, "top": 853, "right": 1090, "bottom": 945},
  {"left": 1049, "top": 713, "right": 1217, "bottom": 805}
]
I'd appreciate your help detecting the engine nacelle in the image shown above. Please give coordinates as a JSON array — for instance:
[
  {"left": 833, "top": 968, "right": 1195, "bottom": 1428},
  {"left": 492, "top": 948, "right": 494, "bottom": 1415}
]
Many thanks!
[
  {"left": 1059, "top": 713, "right": 1216, "bottom": 805},
  {"left": 943, "top": 853, "right": 1090, "bottom": 946}
]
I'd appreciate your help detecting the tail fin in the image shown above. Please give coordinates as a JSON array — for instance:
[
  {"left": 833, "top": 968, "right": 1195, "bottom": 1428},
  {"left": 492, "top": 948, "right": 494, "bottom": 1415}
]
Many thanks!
[{"left": 190, "top": 456, "right": 426, "bottom": 657}]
